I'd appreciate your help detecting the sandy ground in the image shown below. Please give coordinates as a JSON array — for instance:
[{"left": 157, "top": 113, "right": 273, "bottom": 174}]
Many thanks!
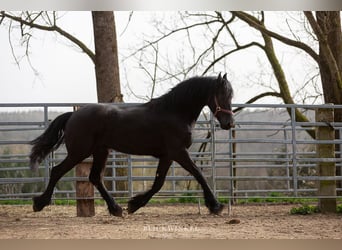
[{"left": 0, "top": 203, "right": 341, "bottom": 239}]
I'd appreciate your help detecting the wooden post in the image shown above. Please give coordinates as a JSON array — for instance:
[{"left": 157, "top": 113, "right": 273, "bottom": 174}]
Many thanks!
[
  {"left": 73, "top": 106, "right": 95, "bottom": 217},
  {"left": 76, "top": 161, "right": 95, "bottom": 217},
  {"left": 316, "top": 106, "right": 337, "bottom": 213}
]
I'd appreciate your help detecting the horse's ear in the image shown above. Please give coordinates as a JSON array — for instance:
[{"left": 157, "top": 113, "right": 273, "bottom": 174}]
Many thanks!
[
  {"left": 223, "top": 73, "right": 227, "bottom": 80},
  {"left": 217, "top": 72, "right": 222, "bottom": 81}
]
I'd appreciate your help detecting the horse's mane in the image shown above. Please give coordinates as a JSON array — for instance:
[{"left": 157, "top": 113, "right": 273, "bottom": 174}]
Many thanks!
[{"left": 148, "top": 76, "right": 216, "bottom": 113}]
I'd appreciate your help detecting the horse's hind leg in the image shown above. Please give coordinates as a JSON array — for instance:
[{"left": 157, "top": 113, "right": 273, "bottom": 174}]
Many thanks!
[
  {"left": 89, "top": 148, "right": 123, "bottom": 217},
  {"left": 33, "top": 156, "right": 80, "bottom": 212}
]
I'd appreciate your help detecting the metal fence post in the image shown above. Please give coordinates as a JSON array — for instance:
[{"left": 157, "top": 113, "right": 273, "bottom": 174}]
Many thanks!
[
  {"left": 290, "top": 107, "right": 298, "bottom": 196},
  {"left": 210, "top": 112, "right": 216, "bottom": 195},
  {"left": 43, "top": 106, "right": 50, "bottom": 189},
  {"left": 229, "top": 128, "right": 236, "bottom": 205},
  {"left": 128, "top": 154, "right": 133, "bottom": 198},
  {"left": 284, "top": 129, "right": 291, "bottom": 190},
  {"left": 316, "top": 105, "right": 337, "bottom": 213}
]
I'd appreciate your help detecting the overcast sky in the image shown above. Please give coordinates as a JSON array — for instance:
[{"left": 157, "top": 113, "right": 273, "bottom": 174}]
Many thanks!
[{"left": 0, "top": 11, "right": 322, "bottom": 108}]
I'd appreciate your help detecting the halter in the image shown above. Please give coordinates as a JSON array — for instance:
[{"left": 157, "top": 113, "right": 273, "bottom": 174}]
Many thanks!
[{"left": 214, "top": 96, "right": 234, "bottom": 117}]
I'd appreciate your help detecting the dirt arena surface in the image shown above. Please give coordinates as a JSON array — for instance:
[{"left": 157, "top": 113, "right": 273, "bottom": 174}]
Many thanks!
[{"left": 0, "top": 204, "right": 341, "bottom": 239}]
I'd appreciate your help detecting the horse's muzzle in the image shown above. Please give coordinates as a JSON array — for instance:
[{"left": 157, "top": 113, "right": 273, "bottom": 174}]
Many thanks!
[{"left": 220, "top": 121, "right": 235, "bottom": 130}]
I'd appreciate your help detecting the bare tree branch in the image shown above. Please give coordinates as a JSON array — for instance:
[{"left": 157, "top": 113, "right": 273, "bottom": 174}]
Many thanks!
[
  {"left": 202, "top": 41, "right": 264, "bottom": 75},
  {"left": 304, "top": 11, "right": 342, "bottom": 89},
  {"left": 137, "top": 43, "right": 160, "bottom": 99},
  {"left": 233, "top": 91, "right": 282, "bottom": 113},
  {"left": 119, "top": 11, "right": 134, "bottom": 36},
  {"left": 7, "top": 20, "right": 20, "bottom": 67},
  {"left": 125, "top": 18, "right": 222, "bottom": 60},
  {"left": 231, "top": 11, "right": 320, "bottom": 63},
  {"left": 0, "top": 11, "right": 95, "bottom": 63}
]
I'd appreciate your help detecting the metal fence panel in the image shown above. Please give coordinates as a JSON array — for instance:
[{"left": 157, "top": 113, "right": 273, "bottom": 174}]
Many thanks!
[{"left": 1, "top": 103, "right": 342, "bottom": 202}]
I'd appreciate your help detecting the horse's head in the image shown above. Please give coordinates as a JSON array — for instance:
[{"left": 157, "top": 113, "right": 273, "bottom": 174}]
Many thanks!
[{"left": 209, "top": 73, "right": 234, "bottom": 130}]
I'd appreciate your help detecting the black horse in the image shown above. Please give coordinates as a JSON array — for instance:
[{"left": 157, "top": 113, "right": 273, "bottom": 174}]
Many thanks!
[{"left": 30, "top": 73, "right": 234, "bottom": 217}]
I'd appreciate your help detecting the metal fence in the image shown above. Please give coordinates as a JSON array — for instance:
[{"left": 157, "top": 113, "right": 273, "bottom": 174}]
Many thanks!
[{"left": 1, "top": 103, "right": 342, "bottom": 202}]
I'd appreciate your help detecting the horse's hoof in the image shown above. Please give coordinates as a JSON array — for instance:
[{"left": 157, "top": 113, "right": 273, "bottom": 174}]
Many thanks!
[
  {"left": 109, "top": 205, "right": 123, "bottom": 217},
  {"left": 32, "top": 203, "right": 40, "bottom": 212},
  {"left": 32, "top": 197, "right": 47, "bottom": 212},
  {"left": 209, "top": 203, "right": 224, "bottom": 215},
  {"left": 127, "top": 201, "right": 138, "bottom": 214},
  {"left": 32, "top": 197, "right": 44, "bottom": 212}
]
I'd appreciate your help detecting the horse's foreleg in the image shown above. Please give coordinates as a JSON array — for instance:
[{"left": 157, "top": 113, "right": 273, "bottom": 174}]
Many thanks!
[
  {"left": 33, "top": 156, "right": 77, "bottom": 212},
  {"left": 174, "top": 149, "right": 224, "bottom": 215},
  {"left": 127, "top": 157, "right": 172, "bottom": 214},
  {"left": 89, "top": 148, "right": 123, "bottom": 217}
]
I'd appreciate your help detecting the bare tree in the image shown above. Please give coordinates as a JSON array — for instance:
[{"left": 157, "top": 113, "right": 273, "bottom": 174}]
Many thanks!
[
  {"left": 233, "top": 11, "right": 342, "bottom": 190},
  {"left": 0, "top": 11, "right": 122, "bottom": 103},
  {"left": 129, "top": 11, "right": 341, "bottom": 135},
  {"left": 0, "top": 11, "right": 124, "bottom": 192},
  {"left": 233, "top": 11, "right": 342, "bottom": 119}
]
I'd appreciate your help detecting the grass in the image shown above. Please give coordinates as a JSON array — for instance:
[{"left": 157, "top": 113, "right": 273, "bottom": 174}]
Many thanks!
[
  {"left": 1, "top": 193, "right": 342, "bottom": 215},
  {"left": 235, "top": 193, "right": 319, "bottom": 205},
  {"left": 0, "top": 200, "right": 33, "bottom": 205},
  {"left": 338, "top": 204, "right": 342, "bottom": 213},
  {"left": 290, "top": 204, "right": 342, "bottom": 215},
  {"left": 290, "top": 205, "right": 320, "bottom": 215}
]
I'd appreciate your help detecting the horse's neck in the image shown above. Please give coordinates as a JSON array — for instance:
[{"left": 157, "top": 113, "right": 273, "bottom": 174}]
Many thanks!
[
  {"left": 177, "top": 97, "right": 208, "bottom": 125},
  {"left": 152, "top": 79, "right": 213, "bottom": 125}
]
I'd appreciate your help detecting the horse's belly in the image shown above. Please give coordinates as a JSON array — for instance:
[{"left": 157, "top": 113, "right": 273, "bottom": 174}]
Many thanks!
[
  {"left": 110, "top": 142, "right": 163, "bottom": 157},
  {"left": 105, "top": 130, "right": 164, "bottom": 157}
]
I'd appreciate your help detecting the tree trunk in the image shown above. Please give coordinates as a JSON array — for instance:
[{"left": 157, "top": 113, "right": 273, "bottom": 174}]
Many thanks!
[
  {"left": 316, "top": 11, "right": 342, "bottom": 193},
  {"left": 316, "top": 12, "right": 342, "bottom": 104},
  {"left": 92, "top": 11, "right": 123, "bottom": 103},
  {"left": 260, "top": 22, "right": 315, "bottom": 138},
  {"left": 92, "top": 11, "right": 126, "bottom": 194}
]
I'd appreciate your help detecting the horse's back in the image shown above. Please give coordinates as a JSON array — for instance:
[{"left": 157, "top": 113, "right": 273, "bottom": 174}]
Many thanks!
[
  {"left": 65, "top": 103, "right": 113, "bottom": 128},
  {"left": 63, "top": 104, "right": 116, "bottom": 151},
  {"left": 63, "top": 103, "right": 192, "bottom": 158}
]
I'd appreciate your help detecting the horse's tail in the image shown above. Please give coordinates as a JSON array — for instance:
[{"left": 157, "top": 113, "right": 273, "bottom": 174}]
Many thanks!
[{"left": 29, "top": 112, "right": 73, "bottom": 171}]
